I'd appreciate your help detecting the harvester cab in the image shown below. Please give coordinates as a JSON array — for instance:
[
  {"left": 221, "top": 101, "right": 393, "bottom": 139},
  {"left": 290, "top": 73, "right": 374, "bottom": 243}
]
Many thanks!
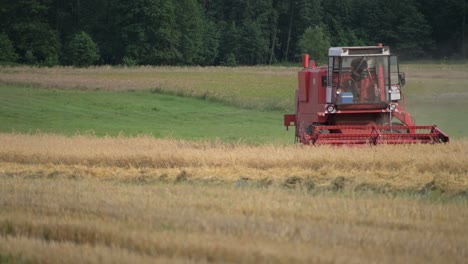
[{"left": 284, "top": 44, "right": 449, "bottom": 145}]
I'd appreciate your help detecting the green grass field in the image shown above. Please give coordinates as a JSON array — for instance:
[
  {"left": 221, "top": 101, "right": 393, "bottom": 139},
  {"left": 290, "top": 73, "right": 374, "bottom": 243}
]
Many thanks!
[
  {"left": 401, "top": 64, "right": 468, "bottom": 138},
  {"left": 0, "top": 85, "right": 291, "bottom": 144}
]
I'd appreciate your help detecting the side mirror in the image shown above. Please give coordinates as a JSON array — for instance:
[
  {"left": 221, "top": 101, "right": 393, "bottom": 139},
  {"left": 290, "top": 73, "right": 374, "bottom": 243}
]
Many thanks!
[{"left": 399, "top": 72, "right": 406, "bottom": 86}]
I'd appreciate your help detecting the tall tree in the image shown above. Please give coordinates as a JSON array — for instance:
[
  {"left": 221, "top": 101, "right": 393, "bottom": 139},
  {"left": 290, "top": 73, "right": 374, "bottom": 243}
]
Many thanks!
[
  {"left": 394, "top": 0, "right": 433, "bottom": 58},
  {"left": 116, "top": 0, "right": 181, "bottom": 65},
  {"left": 238, "top": 20, "right": 268, "bottom": 64},
  {"left": 2, "top": 0, "right": 61, "bottom": 65},
  {"left": 463, "top": 0, "right": 467, "bottom": 58},
  {"left": 237, "top": 0, "right": 271, "bottom": 64},
  {"left": 280, "top": 0, "right": 322, "bottom": 61},
  {"left": 175, "top": 0, "right": 204, "bottom": 65},
  {"left": 298, "top": 26, "right": 330, "bottom": 64},
  {"left": 417, "top": 0, "right": 467, "bottom": 58},
  {"left": 0, "top": 33, "right": 18, "bottom": 63},
  {"left": 199, "top": 18, "right": 220, "bottom": 65},
  {"left": 0, "top": 0, "right": 465, "bottom": 65},
  {"left": 66, "top": 31, "right": 100, "bottom": 67},
  {"left": 218, "top": 21, "right": 240, "bottom": 65}
]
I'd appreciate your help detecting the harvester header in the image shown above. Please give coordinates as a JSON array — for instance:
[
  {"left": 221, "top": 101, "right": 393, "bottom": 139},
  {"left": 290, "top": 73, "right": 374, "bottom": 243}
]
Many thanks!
[{"left": 284, "top": 45, "right": 449, "bottom": 145}]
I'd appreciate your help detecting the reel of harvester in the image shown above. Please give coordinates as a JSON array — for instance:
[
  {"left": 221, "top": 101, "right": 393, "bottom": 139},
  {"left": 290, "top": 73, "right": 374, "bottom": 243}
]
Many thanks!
[{"left": 303, "top": 125, "right": 449, "bottom": 145}]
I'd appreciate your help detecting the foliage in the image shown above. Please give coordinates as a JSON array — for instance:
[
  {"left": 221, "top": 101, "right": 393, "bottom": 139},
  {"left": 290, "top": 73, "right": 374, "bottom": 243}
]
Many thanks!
[
  {"left": 0, "top": 0, "right": 61, "bottom": 65},
  {"left": 116, "top": 0, "right": 182, "bottom": 65},
  {"left": 222, "top": 53, "right": 237, "bottom": 67},
  {"left": 24, "top": 50, "right": 36, "bottom": 64},
  {"left": 0, "top": 33, "right": 18, "bottom": 63},
  {"left": 11, "top": 23, "right": 61, "bottom": 65},
  {"left": 67, "top": 32, "right": 100, "bottom": 67},
  {"left": 199, "top": 19, "right": 220, "bottom": 65},
  {"left": 122, "top": 56, "right": 138, "bottom": 67},
  {"left": 298, "top": 26, "right": 330, "bottom": 64},
  {"left": 0, "top": 0, "right": 465, "bottom": 65},
  {"left": 238, "top": 21, "right": 269, "bottom": 65},
  {"left": 175, "top": 0, "right": 204, "bottom": 65},
  {"left": 396, "top": 2, "right": 434, "bottom": 58},
  {"left": 42, "top": 54, "right": 59, "bottom": 67},
  {"left": 336, "top": 29, "right": 365, "bottom": 47}
]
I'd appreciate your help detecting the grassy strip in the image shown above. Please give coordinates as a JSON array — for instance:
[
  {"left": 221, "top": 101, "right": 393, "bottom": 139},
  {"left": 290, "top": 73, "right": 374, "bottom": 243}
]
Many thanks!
[
  {"left": 0, "top": 85, "right": 292, "bottom": 144},
  {"left": 0, "top": 66, "right": 297, "bottom": 112}
]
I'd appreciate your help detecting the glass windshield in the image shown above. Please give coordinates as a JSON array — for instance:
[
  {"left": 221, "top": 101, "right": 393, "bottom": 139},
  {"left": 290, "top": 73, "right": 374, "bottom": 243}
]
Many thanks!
[{"left": 331, "top": 56, "right": 390, "bottom": 104}]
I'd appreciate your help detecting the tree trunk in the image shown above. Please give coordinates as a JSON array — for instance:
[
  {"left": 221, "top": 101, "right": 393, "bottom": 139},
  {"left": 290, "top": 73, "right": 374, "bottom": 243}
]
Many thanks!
[
  {"left": 269, "top": 24, "right": 277, "bottom": 64},
  {"left": 462, "top": 0, "right": 466, "bottom": 58},
  {"left": 283, "top": 1, "right": 294, "bottom": 62},
  {"left": 74, "top": 0, "right": 81, "bottom": 32}
]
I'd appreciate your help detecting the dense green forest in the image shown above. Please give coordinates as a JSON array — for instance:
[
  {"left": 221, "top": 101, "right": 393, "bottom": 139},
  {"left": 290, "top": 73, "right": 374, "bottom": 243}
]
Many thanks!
[{"left": 0, "top": 0, "right": 466, "bottom": 66}]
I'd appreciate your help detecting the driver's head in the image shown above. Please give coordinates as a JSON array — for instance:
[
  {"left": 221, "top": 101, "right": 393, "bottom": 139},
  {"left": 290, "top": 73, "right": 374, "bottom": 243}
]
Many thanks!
[
  {"left": 351, "top": 57, "right": 366, "bottom": 70},
  {"left": 351, "top": 57, "right": 368, "bottom": 80}
]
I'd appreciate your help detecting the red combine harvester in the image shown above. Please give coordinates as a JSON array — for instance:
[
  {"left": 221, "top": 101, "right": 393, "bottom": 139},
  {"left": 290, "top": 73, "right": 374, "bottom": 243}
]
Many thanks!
[{"left": 284, "top": 45, "right": 449, "bottom": 145}]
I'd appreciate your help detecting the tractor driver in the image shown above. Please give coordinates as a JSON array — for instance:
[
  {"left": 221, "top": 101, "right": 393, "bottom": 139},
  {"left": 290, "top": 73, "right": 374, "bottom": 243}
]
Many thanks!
[
  {"left": 341, "top": 57, "right": 374, "bottom": 103},
  {"left": 339, "top": 57, "right": 367, "bottom": 102},
  {"left": 350, "top": 57, "right": 369, "bottom": 81}
]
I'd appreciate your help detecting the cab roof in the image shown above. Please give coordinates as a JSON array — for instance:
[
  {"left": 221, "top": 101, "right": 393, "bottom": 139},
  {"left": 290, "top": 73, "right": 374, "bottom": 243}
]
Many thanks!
[{"left": 328, "top": 46, "right": 390, "bottom": 57}]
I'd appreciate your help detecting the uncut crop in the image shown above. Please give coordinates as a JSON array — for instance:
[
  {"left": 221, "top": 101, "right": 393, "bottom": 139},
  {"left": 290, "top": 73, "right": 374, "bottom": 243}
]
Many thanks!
[
  {"left": 1, "top": 132, "right": 467, "bottom": 263},
  {"left": 1, "top": 133, "right": 467, "bottom": 192},
  {"left": 1, "top": 177, "right": 467, "bottom": 264}
]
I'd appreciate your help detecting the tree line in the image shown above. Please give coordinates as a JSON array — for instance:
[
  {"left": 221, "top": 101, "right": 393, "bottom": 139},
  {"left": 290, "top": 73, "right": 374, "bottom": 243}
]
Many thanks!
[{"left": 0, "top": 0, "right": 466, "bottom": 66}]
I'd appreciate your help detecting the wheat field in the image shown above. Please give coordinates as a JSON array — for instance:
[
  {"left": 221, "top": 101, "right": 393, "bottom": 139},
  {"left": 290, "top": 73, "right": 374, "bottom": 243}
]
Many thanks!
[
  {"left": 2, "top": 177, "right": 467, "bottom": 264},
  {"left": 1, "top": 133, "right": 467, "bottom": 191},
  {"left": 1, "top": 133, "right": 467, "bottom": 263}
]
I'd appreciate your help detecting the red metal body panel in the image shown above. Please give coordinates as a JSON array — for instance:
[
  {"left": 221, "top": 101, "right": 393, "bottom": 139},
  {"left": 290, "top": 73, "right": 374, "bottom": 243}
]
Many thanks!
[
  {"left": 295, "top": 68, "right": 328, "bottom": 127},
  {"left": 284, "top": 114, "right": 296, "bottom": 130},
  {"left": 377, "top": 65, "right": 386, "bottom": 102},
  {"left": 298, "top": 71, "right": 309, "bottom": 102}
]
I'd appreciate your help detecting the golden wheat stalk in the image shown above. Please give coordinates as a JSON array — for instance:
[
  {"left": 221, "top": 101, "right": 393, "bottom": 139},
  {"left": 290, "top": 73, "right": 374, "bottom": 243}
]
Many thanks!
[{"left": 1, "top": 133, "right": 466, "bottom": 191}]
